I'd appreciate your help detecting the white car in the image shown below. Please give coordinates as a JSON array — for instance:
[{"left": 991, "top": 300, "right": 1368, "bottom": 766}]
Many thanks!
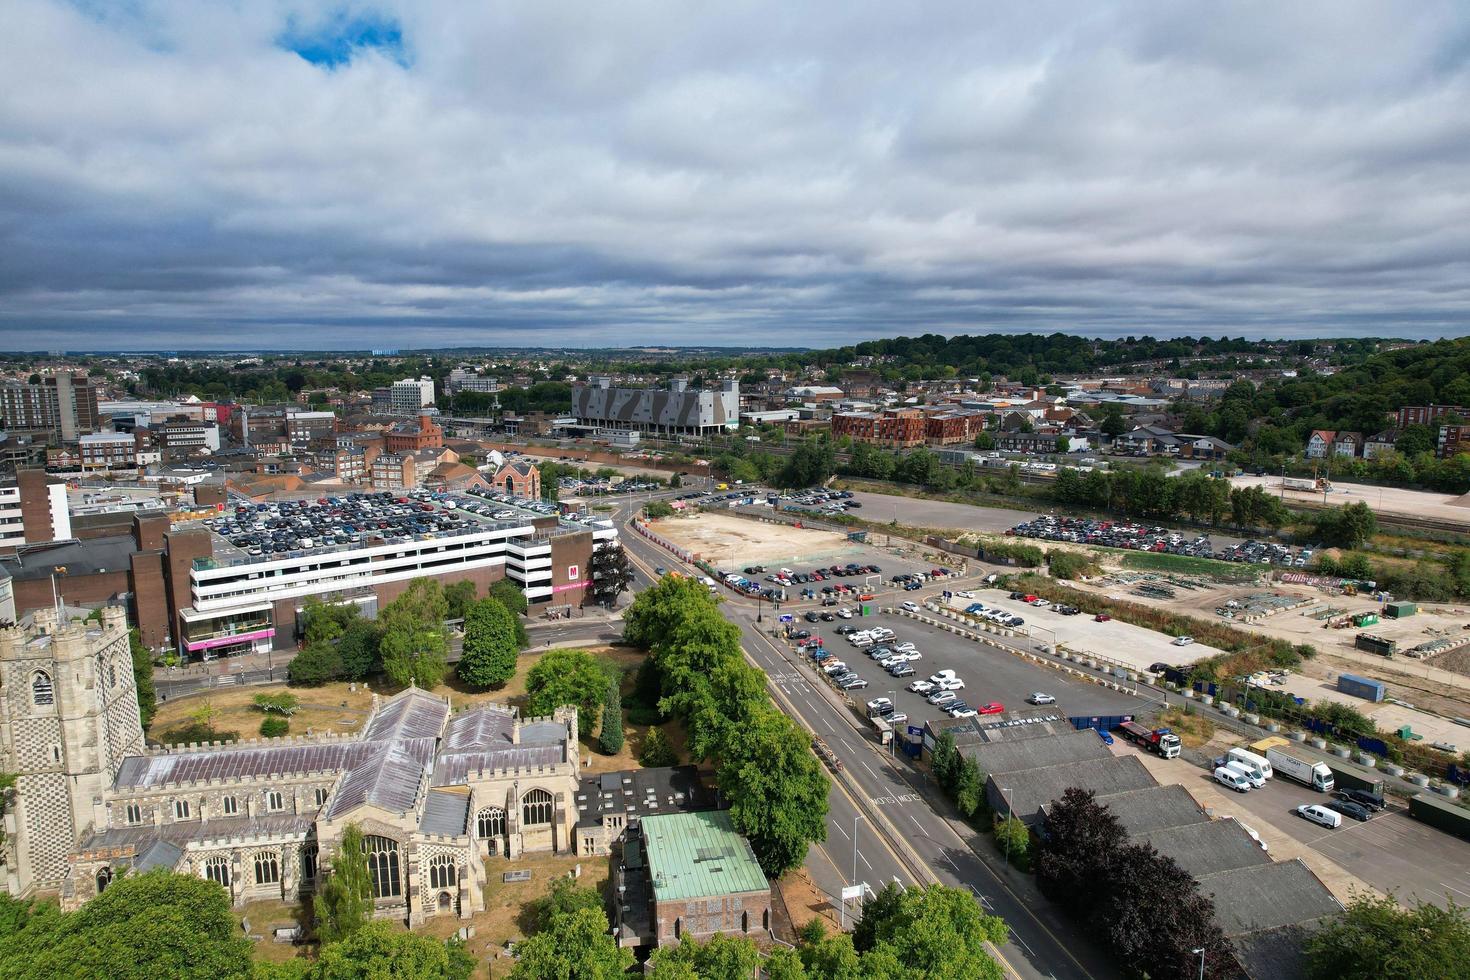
[
  {"left": 866, "top": 697, "right": 893, "bottom": 712},
  {"left": 1031, "top": 599, "right": 1050, "bottom": 609},
  {"left": 1172, "top": 636, "right": 1195, "bottom": 647},
  {"left": 935, "top": 677, "right": 965, "bottom": 691},
  {"left": 949, "top": 707, "right": 978, "bottom": 719},
  {"left": 901, "top": 600, "right": 920, "bottom": 612},
  {"left": 837, "top": 608, "right": 853, "bottom": 619},
  {"left": 895, "top": 642, "right": 918, "bottom": 652},
  {"left": 1026, "top": 692, "right": 1056, "bottom": 705},
  {"left": 928, "top": 670, "right": 957, "bottom": 684},
  {"left": 953, "top": 590, "right": 974, "bottom": 599},
  {"left": 908, "top": 679, "right": 935, "bottom": 694}
]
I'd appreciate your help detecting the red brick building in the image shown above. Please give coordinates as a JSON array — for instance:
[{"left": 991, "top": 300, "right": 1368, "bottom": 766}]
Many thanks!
[
  {"left": 490, "top": 460, "right": 541, "bottom": 499},
  {"left": 1396, "top": 405, "right": 1469, "bottom": 429},
  {"left": 384, "top": 413, "right": 445, "bottom": 453},
  {"left": 831, "top": 409, "right": 926, "bottom": 448}
]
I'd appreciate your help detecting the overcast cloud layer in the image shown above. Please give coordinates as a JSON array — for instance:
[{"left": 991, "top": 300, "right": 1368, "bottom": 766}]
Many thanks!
[{"left": 2, "top": 1, "right": 1468, "bottom": 350}]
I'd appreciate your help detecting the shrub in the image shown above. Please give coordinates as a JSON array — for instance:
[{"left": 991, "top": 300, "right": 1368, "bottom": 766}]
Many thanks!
[
  {"left": 259, "top": 717, "right": 289, "bottom": 738},
  {"left": 157, "top": 722, "right": 239, "bottom": 746},
  {"left": 639, "top": 727, "right": 678, "bottom": 767}
]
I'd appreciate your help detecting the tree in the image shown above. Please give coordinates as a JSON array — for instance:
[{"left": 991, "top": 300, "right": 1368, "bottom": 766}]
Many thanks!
[
  {"left": 457, "top": 597, "right": 520, "bottom": 689},
  {"left": 489, "top": 578, "right": 529, "bottom": 617},
  {"left": 288, "top": 642, "right": 343, "bottom": 686},
  {"left": 1034, "top": 788, "right": 1124, "bottom": 915},
  {"left": 524, "top": 650, "right": 610, "bottom": 719},
  {"left": 507, "top": 906, "right": 633, "bottom": 980},
  {"left": 313, "top": 921, "right": 474, "bottom": 980},
  {"left": 1315, "top": 501, "right": 1379, "bottom": 549},
  {"left": 598, "top": 676, "right": 624, "bottom": 755},
  {"left": 649, "top": 934, "right": 762, "bottom": 979},
  {"left": 717, "top": 707, "right": 830, "bottom": 876},
  {"left": 764, "top": 946, "right": 808, "bottom": 980},
  {"left": 314, "top": 824, "right": 372, "bottom": 944},
  {"left": 0, "top": 869, "right": 253, "bottom": 980},
  {"left": 644, "top": 500, "right": 675, "bottom": 518},
  {"left": 623, "top": 575, "right": 718, "bottom": 650},
  {"left": 378, "top": 579, "right": 449, "bottom": 688},
  {"left": 931, "top": 732, "right": 960, "bottom": 795},
  {"left": 1101, "top": 408, "right": 1127, "bottom": 439},
  {"left": 853, "top": 883, "right": 1007, "bottom": 980},
  {"left": 954, "top": 758, "right": 983, "bottom": 818},
  {"left": 589, "top": 543, "right": 634, "bottom": 607},
  {"left": 443, "top": 580, "right": 478, "bottom": 620},
  {"left": 336, "top": 620, "right": 382, "bottom": 681},
  {"left": 527, "top": 877, "right": 605, "bottom": 933},
  {"left": 639, "top": 727, "right": 678, "bottom": 767},
  {"left": 993, "top": 815, "right": 1029, "bottom": 866},
  {"left": 974, "top": 430, "right": 995, "bottom": 451},
  {"left": 1305, "top": 893, "right": 1470, "bottom": 980},
  {"left": 1055, "top": 435, "right": 1071, "bottom": 455},
  {"left": 128, "top": 629, "right": 156, "bottom": 729},
  {"left": 301, "top": 596, "right": 360, "bottom": 646},
  {"left": 260, "top": 717, "right": 289, "bottom": 737}
]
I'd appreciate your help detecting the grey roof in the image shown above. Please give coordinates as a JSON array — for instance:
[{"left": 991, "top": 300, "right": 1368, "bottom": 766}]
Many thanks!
[
  {"left": 326, "top": 738, "right": 435, "bottom": 819},
  {"left": 1198, "top": 860, "right": 1343, "bottom": 937},
  {"left": 2, "top": 534, "right": 140, "bottom": 581},
  {"left": 1135, "top": 820, "right": 1273, "bottom": 878},
  {"left": 361, "top": 690, "right": 449, "bottom": 741},
  {"left": 419, "top": 789, "right": 472, "bottom": 836},
  {"left": 521, "top": 720, "right": 567, "bottom": 744},
  {"left": 116, "top": 741, "right": 381, "bottom": 791},
  {"left": 432, "top": 745, "right": 564, "bottom": 786},
  {"left": 990, "top": 755, "right": 1156, "bottom": 823},
  {"left": 133, "top": 838, "right": 183, "bottom": 873},
  {"left": 574, "top": 765, "right": 712, "bottom": 830},
  {"left": 1230, "top": 924, "right": 1322, "bottom": 980},
  {"left": 1093, "top": 784, "right": 1210, "bottom": 835},
  {"left": 81, "top": 813, "right": 314, "bottom": 851},
  {"left": 962, "top": 730, "right": 1109, "bottom": 776},
  {"left": 443, "top": 705, "right": 516, "bottom": 752}
]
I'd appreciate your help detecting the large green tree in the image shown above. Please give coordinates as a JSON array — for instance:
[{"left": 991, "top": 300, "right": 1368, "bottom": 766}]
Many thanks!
[
  {"left": 717, "top": 707, "right": 830, "bottom": 876},
  {"left": 524, "top": 649, "right": 610, "bottom": 720},
  {"left": 378, "top": 579, "right": 450, "bottom": 688},
  {"left": 598, "top": 676, "right": 624, "bottom": 755},
  {"left": 648, "top": 934, "right": 762, "bottom": 980},
  {"left": 489, "top": 578, "right": 529, "bottom": 616},
  {"left": 443, "top": 580, "right": 478, "bottom": 621},
  {"left": 0, "top": 870, "right": 252, "bottom": 980},
  {"left": 457, "top": 597, "right": 521, "bottom": 689},
  {"left": 312, "top": 921, "right": 474, "bottom": 980},
  {"left": 128, "top": 629, "right": 156, "bottom": 729},
  {"left": 1305, "top": 893, "right": 1470, "bottom": 980},
  {"left": 623, "top": 575, "right": 718, "bottom": 650},
  {"left": 854, "top": 883, "right": 1008, "bottom": 980},
  {"left": 507, "top": 906, "right": 632, "bottom": 980}
]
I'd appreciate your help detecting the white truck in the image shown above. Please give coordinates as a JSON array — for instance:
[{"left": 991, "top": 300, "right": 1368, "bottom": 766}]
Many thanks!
[{"left": 1266, "top": 746, "right": 1335, "bottom": 792}]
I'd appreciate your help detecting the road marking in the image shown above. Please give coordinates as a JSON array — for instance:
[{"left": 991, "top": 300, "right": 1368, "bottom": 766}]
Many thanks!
[
  {"left": 1441, "top": 880, "right": 1470, "bottom": 901},
  {"left": 870, "top": 793, "right": 923, "bottom": 806}
]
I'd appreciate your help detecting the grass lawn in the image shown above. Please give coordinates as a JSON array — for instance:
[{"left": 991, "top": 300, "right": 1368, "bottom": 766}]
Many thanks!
[
  {"left": 1119, "top": 551, "right": 1260, "bottom": 581},
  {"left": 241, "top": 898, "right": 311, "bottom": 967}
]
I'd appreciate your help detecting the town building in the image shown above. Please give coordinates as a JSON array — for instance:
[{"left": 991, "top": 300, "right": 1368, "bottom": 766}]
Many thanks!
[
  {"left": 384, "top": 414, "right": 445, "bottom": 454},
  {"left": 1330, "top": 432, "right": 1363, "bottom": 458},
  {"left": 1438, "top": 425, "right": 1470, "bottom": 458},
  {"left": 0, "top": 375, "right": 101, "bottom": 441},
  {"left": 155, "top": 416, "right": 222, "bottom": 461},
  {"left": 370, "top": 453, "right": 417, "bottom": 491},
  {"left": 390, "top": 378, "right": 436, "bottom": 416},
  {"left": 571, "top": 378, "right": 738, "bottom": 437},
  {"left": 1362, "top": 430, "right": 1398, "bottom": 459},
  {"left": 489, "top": 461, "right": 541, "bottom": 499},
  {"left": 0, "top": 470, "right": 73, "bottom": 551},
  {"left": 445, "top": 368, "right": 501, "bottom": 395},
  {"left": 1395, "top": 405, "right": 1468, "bottom": 429},
  {"left": 830, "top": 408, "right": 926, "bottom": 448},
  {"left": 77, "top": 432, "right": 140, "bottom": 470},
  {"left": 1304, "top": 430, "right": 1335, "bottom": 459}
]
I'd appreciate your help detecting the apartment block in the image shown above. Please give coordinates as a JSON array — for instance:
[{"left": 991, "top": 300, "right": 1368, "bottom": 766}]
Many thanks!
[{"left": 0, "top": 375, "right": 100, "bottom": 441}]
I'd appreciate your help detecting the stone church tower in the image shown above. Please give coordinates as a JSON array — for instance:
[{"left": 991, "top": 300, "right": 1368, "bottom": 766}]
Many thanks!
[{"left": 0, "top": 606, "right": 143, "bottom": 896}]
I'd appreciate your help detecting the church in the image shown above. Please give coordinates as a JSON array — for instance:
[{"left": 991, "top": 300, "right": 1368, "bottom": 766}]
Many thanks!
[{"left": 0, "top": 606, "right": 587, "bottom": 925}]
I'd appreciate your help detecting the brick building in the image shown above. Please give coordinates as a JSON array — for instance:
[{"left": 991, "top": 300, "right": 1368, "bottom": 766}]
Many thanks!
[
  {"left": 489, "top": 461, "right": 541, "bottom": 499},
  {"left": 1395, "top": 405, "right": 1468, "bottom": 428},
  {"left": 830, "top": 408, "right": 926, "bottom": 448},
  {"left": 384, "top": 413, "right": 445, "bottom": 453},
  {"left": 0, "top": 374, "right": 101, "bottom": 441}
]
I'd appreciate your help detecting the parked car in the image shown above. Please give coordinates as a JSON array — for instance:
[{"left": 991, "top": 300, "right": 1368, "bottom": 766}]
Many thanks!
[
  {"left": 908, "top": 679, "right": 935, "bottom": 694},
  {"left": 1327, "top": 799, "right": 1372, "bottom": 822},
  {"left": 926, "top": 690, "right": 959, "bottom": 706},
  {"left": 1295, "top": 804, "right": 1343, "bottom": 829},
  {"left": 976, "top": 702, "right": 1005, "bottom": 715},
  {"left": 901, "top": 601, "right": 919, "bottom": 613},
  {"left": 1094, "top": 613, "right": 1112, "bottom": 622},
  {"left": 1172, "top": 636, "right": 1195, "bottom": 647},
  {"left": 1332, "top": 788, "right": 1386, "bottom": 812},
  {"left": 1026, "top": 693, "right": 1056, "bottom": 705},
  {"left": 1214, "top": 767, "right": 1252, "bottom": 793}
]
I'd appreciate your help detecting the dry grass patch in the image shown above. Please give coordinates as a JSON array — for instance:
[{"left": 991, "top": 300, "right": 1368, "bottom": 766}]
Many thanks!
[{"left": 1158, "top": 705, "right": 1217, "bottom": 749}]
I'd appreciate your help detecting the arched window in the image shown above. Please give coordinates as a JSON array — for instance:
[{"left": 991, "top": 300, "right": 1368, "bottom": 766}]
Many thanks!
[
  {"left": 521, "top": 789, "right": 553, "bottom": 827},
  {"left": 31, "top": 671, "right": 53, "bottom": 707},
  {"left": 96, "top": 868, "right": 113, "bottom": 894},
  {"left": 742, "top": 910, "right": 749, "bottom": 933},
  {"left": 363, "top": 836, "right": 401, "bottom": 899},
  {"left": 107, "top": 658, "right": 118, "bottom": 689},
  {"left": 301, "top": 844, "right": 319, "bottom": 882},
  {"left": 253, "top": 851, "right": 280, "bottom": 885},
  {"left": 428, "top": 854, "right": 456, "bottom": 890},
  {"left": 266, "top": 790, "right": 284, "bottom": 812},
  {"left": 204, "top": 856, "right": 230, "bottom": 888},
  {"left": 476, "top": 806, "right": 505, "bottom": 840},
  {"left": 124, "top": 804, "right": 142, "bottom": 825}
]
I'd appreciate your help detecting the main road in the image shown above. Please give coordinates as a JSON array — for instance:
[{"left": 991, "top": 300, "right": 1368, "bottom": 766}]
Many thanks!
[{"left": 607, "top": 491, "right": 1114, "bottom": 980}]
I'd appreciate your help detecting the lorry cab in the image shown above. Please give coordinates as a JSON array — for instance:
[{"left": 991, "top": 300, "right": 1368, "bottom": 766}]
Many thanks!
[
  {"left": 1225, "top": 760, "right": 1267, "bottom": 789},
  {"left": 1214, "top": 767, "right": 1252, "bottom": 793},
  {"left": 1225, "top": 747, "right": 1273, "bottom": 781}
]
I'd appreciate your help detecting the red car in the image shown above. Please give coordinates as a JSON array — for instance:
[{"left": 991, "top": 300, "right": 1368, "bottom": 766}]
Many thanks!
[
  {"left": 1094, "top": 613, "right": 1112, "bottom": 622},
  {"left": 977, "top": 702, "right": 1005, "bottom": 715}
]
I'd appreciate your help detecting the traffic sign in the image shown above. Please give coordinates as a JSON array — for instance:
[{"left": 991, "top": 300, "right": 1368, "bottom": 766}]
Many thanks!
[{"left": 778, "top": 614, "right": 794, "bottom": 623}]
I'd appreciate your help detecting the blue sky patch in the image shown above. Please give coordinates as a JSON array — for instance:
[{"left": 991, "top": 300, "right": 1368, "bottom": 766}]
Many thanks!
[{"left": 278, "top": 11, "right": 408, "bottom": 69}]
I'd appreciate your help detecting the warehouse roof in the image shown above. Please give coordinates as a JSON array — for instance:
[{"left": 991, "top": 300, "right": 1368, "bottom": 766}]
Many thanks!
[
  {"left": 1198, "top": 860, "right": 1343, "bottom": 937},
  {"left": 1230, "top": 924, "right": 1321, "bottom": 980},
  {"left": 642, "top": 810, "right": 768, "bottom": 903},
  {"left": 1135, "top": 819, "right": 1272, "bottom": 878},
  {"left": 963, "top": 730, "right": 1109, "bottom": 776},
  {"left": 1091, "top": 784, "right": 1210, "bottom": 835},
  {"left": 991, "top": 755, "right": 1156, "bottom": 823}
]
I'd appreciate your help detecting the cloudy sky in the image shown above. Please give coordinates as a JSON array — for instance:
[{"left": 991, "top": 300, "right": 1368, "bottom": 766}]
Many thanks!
[{"left": 2, "top": 2, "right": 1468, "bottom": 350}]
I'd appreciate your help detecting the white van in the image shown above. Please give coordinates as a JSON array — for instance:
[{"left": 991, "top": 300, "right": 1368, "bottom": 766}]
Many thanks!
[
  {"left": 1213, "top": 766, "right": 1252, "bottom": 793},
  {"left": 1225, "top": 747, "right": 1273, "bottom": 781},
  {"left": 1296, "top": 804, "right": 1343, "bottom": 829},
  {"left": 1225, "top": 760, "right": 1266, "bottom": 789}
]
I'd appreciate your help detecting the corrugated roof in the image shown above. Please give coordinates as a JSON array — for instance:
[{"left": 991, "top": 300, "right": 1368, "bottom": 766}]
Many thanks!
[
  {"left": 963, "top": 730, "right": 1109, "bottom": 775},
  {"left": 361, "top": 689, "right": 449, "bottom": 741},
  {"left": 1199, "top": 860, "right": 1343, "bottom": 937},
  {"left": 443, "top": 705, "right": 516, "bottom": 752},
  {"left": 1093, "top": 784, "right": 1210, "bottom": 835},
  {"left": 419, "top": 789, "right": 471, "bottom": 836},
  {"left": 133, "top": 838, "right": 183, "bottom": 873},
  {"left": 991, "top": 755, "right": 1156, "bottom": 823},
  {"left": 642, "top": 810, "right": 767, "bottom": 903},
  {"left": 82, "top": 813, "right": 314, "bottom": 851},
  {"left": 1135, "top": 820, "right": 1272, "bottom": 878},
  {"left": 115, "top": 741, "right": 381, "bottom": 791},
  {"left": 432, "top": 745, "right": 564, "bottom": 786},
  {"left": 326, "top": 738, "right": 435, "bottom": 819}
]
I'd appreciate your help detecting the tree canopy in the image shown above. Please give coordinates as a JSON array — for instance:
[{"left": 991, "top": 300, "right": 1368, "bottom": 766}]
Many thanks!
[
  {"left": 1305, "top": 893, "right": 1470, "bottom": 980},
  {"left": 457, "top": 596, "right": 522, "bottom": 689},
  {"left": 524, "top": 650, "right": 611, "bottom": 720},
  {"left": 378, "top": 579, "right": 450, "bottom": 688}
]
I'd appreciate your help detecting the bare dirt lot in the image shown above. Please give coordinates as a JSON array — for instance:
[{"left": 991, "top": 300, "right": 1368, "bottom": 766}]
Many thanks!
[
  {"left": 647, "top": 510, "right": 854, "bottom": 566},
  {"left": 1229, "top": 474, "right": 1470, "bottom": 529}
]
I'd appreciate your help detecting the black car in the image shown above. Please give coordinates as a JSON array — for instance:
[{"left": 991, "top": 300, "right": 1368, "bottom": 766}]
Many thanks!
[
  {"left": 835, "top": 625, "right": 857, "bottom": 634},
  {"left": 1327, "top": 799, "right": 1372, "bottom": 822},
  {"left": 1333, "top": 788, "right": 1386, "bottom": 812},
  {"left": 1009, "top": 591, "right": 1025, "bottom": 600},
  {"left": 792, "top": 629, "right": 811, "bottom": 639},
  {"left": 820, "top": 612, "right": 835, "bottom": 622},
  {"left": 804, "top": 611, "right": 821, "bottom": 623}
]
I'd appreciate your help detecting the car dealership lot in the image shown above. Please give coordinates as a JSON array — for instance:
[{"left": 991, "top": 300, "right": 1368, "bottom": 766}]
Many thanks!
[{"left": 821, "top": 610, "right": 1141, "bottom": 730}]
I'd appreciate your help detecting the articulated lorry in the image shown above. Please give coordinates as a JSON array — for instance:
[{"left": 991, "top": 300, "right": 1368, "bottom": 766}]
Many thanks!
[
  {"left": 1282, "top": 476, "right": 1331, "bottom": 492},
  {"left": 1116, "top": 721, "right": 1182, "bottom": 759},
  {"left": 1265, "top": 746, "right": 1335, "bottom": 792}
]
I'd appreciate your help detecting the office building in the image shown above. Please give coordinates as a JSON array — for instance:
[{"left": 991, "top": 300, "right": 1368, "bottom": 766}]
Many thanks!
[
  {"left": 446, "top": 368, "right": 501, "bottom": 395},
  {"left": 0, "top": 375, "right": 100, "bottom": 441},
  {"left": 391, "top": 378, "right": 436, "bottom": 416},
  {"left": 571, "top": 378, "right": 738, "bottom": 436}
]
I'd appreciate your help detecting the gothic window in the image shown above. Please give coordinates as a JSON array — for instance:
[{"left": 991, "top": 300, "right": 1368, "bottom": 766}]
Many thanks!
[
  {"left": 363, "top": 836, "right": 401, "bottom": 899},
  {"left": 266, "top": 790, "right": 284, "bottom": 812},
  {"left": 253, "top": 851, "right": 280, "bottom": 885},
  {"left": 174, "top": 799, "right": 190, "bottom": 819},
  {"left": 96, "top": 868, "right": 113, "bottom": 893},
  {"left": 222, "top": 796, "right": 238, "bottom": 816},
  {"left": 476, "top": 806, "right": 505, "bottom": 839},
  {"left": 314, "top": 788, "right": 328, "bottom": 808},
  {"left": 31, "top": 671, "right": 53, "bottom": 707},
  {"left": 124, "top": 804, "right": 142, "bottom": 825},
  {"left": 301, "top": 844, "right": 318, "bottom": 881},
  {"left": 521, "top": 789, "right": 553, "bottom": 827},
  {"left": 205, "top": 856, "right": 230, "bottom": 888},
  {"left": 428, "top": 854, "right": 456, "bottom": 890}
]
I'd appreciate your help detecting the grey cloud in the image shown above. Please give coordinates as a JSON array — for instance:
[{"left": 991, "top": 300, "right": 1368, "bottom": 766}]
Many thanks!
[{"left": 0, "top": 0, "right": 1468, "bottom": 350}]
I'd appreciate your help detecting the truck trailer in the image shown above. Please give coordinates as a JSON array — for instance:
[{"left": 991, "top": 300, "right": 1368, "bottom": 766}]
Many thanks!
[
  {"left": 1265, "top": 747, "right": 1335, "bottom": 792},
  {"left": 1409, "top": 793, "right": 1470, "bottom": 841},
  {"left": 1282, "top": 476, "right": 1331, "bottom": 492},
  {"left": 1116, "top": 721, "right": 1182, "bottom": 759}
]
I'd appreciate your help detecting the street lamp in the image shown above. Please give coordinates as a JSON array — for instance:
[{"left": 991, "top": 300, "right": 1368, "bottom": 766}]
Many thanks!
[
  {"left": 851, "top": 814, "right": 864, "bottom": 884},
  {"left": 1193, "top": 947, "right": 1206, "bottom": 980}
]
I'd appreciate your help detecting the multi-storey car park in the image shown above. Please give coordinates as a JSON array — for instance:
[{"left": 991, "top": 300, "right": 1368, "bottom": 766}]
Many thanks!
[{"left": 175, "top": 489, "right": 618, "bottom": 659}]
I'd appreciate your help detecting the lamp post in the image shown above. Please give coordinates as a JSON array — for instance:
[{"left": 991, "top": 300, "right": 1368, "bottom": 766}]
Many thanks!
[
  {"left": 851, "top": 814, "right": 863, "bottom": 884},
  {"left": 1193, "top": 947, "right": 1206, "bottom": 980}
]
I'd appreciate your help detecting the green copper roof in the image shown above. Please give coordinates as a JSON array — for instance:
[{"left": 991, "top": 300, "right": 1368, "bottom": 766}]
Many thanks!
[{"left": 642, "top": 810, "right": 768, "bottom": 902}]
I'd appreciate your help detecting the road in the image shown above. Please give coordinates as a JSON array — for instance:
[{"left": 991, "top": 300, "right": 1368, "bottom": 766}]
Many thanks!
[{"left": 610, "top": 491, "right": 1115, "bottom": 980}]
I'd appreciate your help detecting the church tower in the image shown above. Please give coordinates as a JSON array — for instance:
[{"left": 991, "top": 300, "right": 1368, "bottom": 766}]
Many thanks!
[{"left": 0, "top": 605, "right": 143, "bottom": 895}]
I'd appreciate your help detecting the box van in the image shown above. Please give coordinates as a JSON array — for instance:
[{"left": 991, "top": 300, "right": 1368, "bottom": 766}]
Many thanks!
[
  {"left": 1296, "top": 804, "right": 1343, "bottom": 829},
  {"left": 1225, "top": 747, "right": 1273, "bottom": 781},
  {"left": 1214, "top": 767, "right": 1252, "bottom": 792},
  {"left": 1225, "top": 760, "right": 1266, "bottom": 789}
]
